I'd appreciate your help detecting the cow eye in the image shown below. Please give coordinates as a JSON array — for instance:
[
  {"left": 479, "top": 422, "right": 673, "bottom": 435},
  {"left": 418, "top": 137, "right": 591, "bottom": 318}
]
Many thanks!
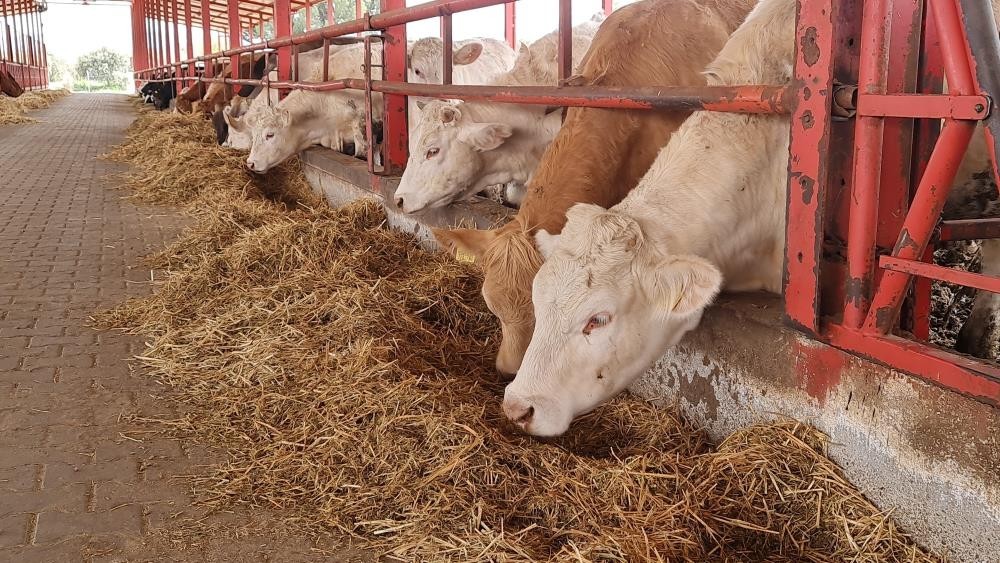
[
  {"left": 415, "top": 69, "right": 423, "bottom": 77},
  {"left": 265, "top": 132, "right": 275, "bottom": 140},
  {"left": 583, "top": 313, "right": 611, "bottom": 335},
  {"left": 425, "top": 147, "right": 440, "bottom": 159}
]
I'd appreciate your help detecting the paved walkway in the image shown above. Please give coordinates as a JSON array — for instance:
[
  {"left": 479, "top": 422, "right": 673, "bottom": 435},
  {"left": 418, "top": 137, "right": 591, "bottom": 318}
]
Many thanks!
[{"left": 0, "top": 94, "right": 361, "bottom": 562}]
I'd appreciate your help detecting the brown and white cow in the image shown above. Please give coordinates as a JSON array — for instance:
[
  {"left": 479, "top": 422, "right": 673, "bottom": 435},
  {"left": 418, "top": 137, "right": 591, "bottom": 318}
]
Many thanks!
[
  {"left": 503, "top": 0, "right": 794, "bottom": 437},
  {"left": 433, "top": 0, "right": 756, "bottom": 375}
]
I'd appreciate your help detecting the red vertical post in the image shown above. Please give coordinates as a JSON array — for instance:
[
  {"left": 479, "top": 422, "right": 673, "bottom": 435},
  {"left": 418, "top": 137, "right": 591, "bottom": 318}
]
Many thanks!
[
  {"left": 327, "top": 0, "right": 334, "bottom": 25},
  {"left": 381, "top": 0, "right": 408, "bottom": 175},
  {"left": 557, "top": 0, "right": 572, "bottom": 82},
  {"left": 356, "top": 0, "right": 363, "bottom": 36},
  {"left": 843, "top": 0, "right": 892, "bottom": 329},
  {"left": 171, "top": 0, "right": 181, "bottom": 91},
  {"left": 1, "top": 0, "right": 11, "bottom": 66},
  {"left": 184, "top": 0, "right": 193, "bottom": 86},
  {"left": 784, "top": 0, "right": 837, "bottom": 333},
  {"left": 184, "top": 0, "right": 193, "bottom": 60},
  {"left": 274, "top": 0, "right": 291, "bottom": 84},
  {"left": 306, "top": 1, "right": 312, "bottom": 30},
  {"left": 440, "top": 14, "right": 452, "bottom": 85},
  {"left": 227, "top": 0, "right": 241, "bottom": 81},
  {"left": 603, "top": 0, "right": 613, "bottom": 15},
  {"left": 908, "top": 3, "right": 943, "bottom": 341},
  {"left": 504, "top": 2, "right": 515, "bottom": 49},
  {"left": 201, "top": 0, "right": 212, "bottom": 77},
  {"left": 862, "top": 0, "right": 979, "bottom": 333}
]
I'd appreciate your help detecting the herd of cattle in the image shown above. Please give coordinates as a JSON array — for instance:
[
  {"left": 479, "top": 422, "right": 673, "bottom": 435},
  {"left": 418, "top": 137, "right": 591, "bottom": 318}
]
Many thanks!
[{"left": 137, "top": 0, "right": 1000, "bottom": 436}]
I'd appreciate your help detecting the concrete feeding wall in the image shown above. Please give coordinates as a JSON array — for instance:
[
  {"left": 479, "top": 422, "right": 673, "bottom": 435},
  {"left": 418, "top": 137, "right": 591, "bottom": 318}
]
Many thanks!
[{"left": 301, "top": 147, "right": 1000, "bottom": 563}]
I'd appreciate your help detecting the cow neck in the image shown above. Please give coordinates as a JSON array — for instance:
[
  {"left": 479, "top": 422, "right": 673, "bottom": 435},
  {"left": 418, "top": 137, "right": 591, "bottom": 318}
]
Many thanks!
[
  {"left": 282, "top": 90, "right": 353, "bottom": 149},
  {"left": 615, "top": 108, "right": 790, "bottom": 293},
  {"left": 457, "top": 100, "right": 558, "bottom": 197}
]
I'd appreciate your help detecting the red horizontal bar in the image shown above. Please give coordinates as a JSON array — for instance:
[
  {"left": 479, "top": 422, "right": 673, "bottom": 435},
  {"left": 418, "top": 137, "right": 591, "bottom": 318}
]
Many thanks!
[
  {"left": 858, "top": 93, "right": 990, "bottom": 119},
  {"left": 938, "top": 218, "right": 1000, "bottom": 241},
  {"left": 825, "top": 323, "right": 1000, "bottom": 407},
  {"left": 347, "top": 80, "right": 792, "bottom": 113},
  {"left": 879, "top": 255, "right": 1000, "bottom": 293},
  {"left": 133, "top": 72, "right": 791, "bottom": 113}
]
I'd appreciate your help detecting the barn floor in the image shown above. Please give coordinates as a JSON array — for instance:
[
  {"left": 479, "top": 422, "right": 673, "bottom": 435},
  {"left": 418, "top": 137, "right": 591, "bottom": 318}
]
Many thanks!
[{"left": 0, "top": 94, "right": 369, "bottom": 562}]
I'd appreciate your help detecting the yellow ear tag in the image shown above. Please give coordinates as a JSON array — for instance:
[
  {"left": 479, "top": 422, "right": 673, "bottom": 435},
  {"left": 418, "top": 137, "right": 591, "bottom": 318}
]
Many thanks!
[{"left": 455, "top": 248, "right": 476, "bottom": 264}]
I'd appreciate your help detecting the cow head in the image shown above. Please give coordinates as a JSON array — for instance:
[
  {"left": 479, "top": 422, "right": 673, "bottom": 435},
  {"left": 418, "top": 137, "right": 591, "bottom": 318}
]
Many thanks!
[
  {"left": 503, "top": 204, "right": 721, "bottom": 437},
  {"left": 433, "top": 220, "right": 541, "bottom": 375},
  {"left": 408, "top": 37, "right": 484, "bottom": 85},
  {"left": 394, "top": 100, "right": 512, "bottom": 214},
  {"left": 241, "top": 104, "right": 302, "bottom": 173}
]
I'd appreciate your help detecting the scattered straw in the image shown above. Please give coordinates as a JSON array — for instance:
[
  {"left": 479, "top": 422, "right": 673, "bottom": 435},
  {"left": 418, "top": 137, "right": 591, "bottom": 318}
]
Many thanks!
[
  {"left": 96, "top": 102, "right": 942, "bottom": 562},
  {"left": 0, "top": 89, "right": 70, "bottom": 125},
  {"left": 103, "top": 109, "right": 324, "bottom": 209}
]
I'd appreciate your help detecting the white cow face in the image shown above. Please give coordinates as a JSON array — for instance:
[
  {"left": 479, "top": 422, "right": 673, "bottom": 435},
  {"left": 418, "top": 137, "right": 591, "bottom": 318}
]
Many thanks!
[
  {"left": 244, "top": 106, "right": 304, "bottom": 174},
  {"left": 408, "top": 38, "right": 484, "bottom": 85},
  {"left": 503, "top": 204, "right": 722, "bottom": 437},
  {"left": 393, "top": 101, "right": 512, "bottom": 214}
]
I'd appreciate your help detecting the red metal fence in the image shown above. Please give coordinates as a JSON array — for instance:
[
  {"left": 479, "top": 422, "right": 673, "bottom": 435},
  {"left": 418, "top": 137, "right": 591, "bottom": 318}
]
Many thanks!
[
  {"left": 0, "top": 0, "right": 48, "bottom": 91},
  {"left": 131, "top": 0, "right": 1000, "bottom": 408}
]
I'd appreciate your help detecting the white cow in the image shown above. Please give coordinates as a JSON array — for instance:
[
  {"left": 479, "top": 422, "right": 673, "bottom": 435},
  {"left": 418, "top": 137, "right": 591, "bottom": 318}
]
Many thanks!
[
  {"left": 503, "top": 0, "right": 796, "bottom": 437},
  {"left": 393, "top": 20, "right": 604, "bottom": 214},
  {"left": 229, "top": 43, "right": 385, "bottom": 173},
  {"left": 511, "top": 12, "right": 604, "bottom": 87},
  {"left": 408, "top": 37, "right": 517, "bottom": 87}
]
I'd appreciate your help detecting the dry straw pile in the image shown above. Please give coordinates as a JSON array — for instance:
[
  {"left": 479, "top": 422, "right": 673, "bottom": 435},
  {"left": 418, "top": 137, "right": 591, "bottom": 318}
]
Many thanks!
[
  {"left": 0, "top": 88, "right": 71, "bottom": 125},
  {"left": 98, "top": 109, "right": 941, "bottom": 562}
]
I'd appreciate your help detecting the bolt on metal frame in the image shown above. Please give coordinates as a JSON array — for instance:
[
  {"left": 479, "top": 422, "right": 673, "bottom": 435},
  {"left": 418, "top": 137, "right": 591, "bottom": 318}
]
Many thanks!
[{"left": 131, "top": 0, "right": 1000, "bottom": 408}]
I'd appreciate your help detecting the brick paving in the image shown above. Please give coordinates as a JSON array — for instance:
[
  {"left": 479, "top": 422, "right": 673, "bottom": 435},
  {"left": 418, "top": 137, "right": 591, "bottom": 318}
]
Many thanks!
[{"left": 0, "top": 94, "right": 369, "bottom": 562}]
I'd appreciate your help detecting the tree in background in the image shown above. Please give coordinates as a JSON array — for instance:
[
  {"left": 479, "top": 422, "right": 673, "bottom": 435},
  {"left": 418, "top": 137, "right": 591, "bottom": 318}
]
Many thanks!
[
  {"left": 47, "top": 55, "right": 75, "bottom": 84},
  {"left": 74, "top": 48, "right": 130, "bottom": 91},
  {"left": 248, "top": 0, "right": 379, "bottom": 40}
]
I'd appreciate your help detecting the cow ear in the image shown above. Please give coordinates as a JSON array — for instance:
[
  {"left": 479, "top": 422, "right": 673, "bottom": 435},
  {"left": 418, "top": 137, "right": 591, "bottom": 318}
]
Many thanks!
[
  {"left": 535, "top": 229, "right": 561, "bottom": 260},
  {"left": 459, "top": 122, "right": 512, "bottom": 151},
  {"left": 454, "top": 42, "right": 483, "bottom": 66},
  {"left": 439, "top": 105, "right": 460, "bottom": 124},
  {"left": 431, "top": 227, "right": 496, "bottom": 264},
  {"left": 223, "top": 106, "right": 245, "bottom": 132},
  {"left": 415, "top": 99, "right": 428, "bottom": 111},
  {"left": 278, "top": 108, "right": 292, "bottom": 128},
  {"left": 649, "top": 255, "right": 722, "bottom": 316}
]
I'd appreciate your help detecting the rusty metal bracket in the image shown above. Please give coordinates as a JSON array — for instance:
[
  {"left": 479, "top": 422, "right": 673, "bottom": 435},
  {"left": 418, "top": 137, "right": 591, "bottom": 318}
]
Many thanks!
[{"left": 858, "top": 93, "right": 991, "bottom": 119}]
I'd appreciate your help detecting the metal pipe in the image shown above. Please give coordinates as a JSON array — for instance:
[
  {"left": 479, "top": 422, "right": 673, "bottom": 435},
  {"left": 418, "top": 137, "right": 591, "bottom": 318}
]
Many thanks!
[
  {"left": 557, "top": 0, "right": 572, "bottom": 82},
  {"left": 347, "top": 80, "right": 793, "bottom": 112},
  {"left": 843, "top": 0, "right": 892, "bottom": 329},
  {"left": 931, "top": 0, "right": 975, "bottom": 95},
  {"left": 863, "top": 119, "right": 978, "bottom": 333},
  {"left": 504, "top": 2, "right": 515, "bottom": 49},
  {"left": 441, "top": 13, "right": 452, "bottom": 86}
]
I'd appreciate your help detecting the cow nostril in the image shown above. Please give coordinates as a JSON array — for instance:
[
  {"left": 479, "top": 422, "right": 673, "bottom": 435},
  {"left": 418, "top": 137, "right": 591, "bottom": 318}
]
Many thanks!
[
  {"left": 515, "top": 405, "right": 534, "bottom": 425},
  {"left": 247, "top": 161, "right": 255, "bottom": 171},
  {"left": 395, "top": 197, "right": 404, "bottom": 210}
]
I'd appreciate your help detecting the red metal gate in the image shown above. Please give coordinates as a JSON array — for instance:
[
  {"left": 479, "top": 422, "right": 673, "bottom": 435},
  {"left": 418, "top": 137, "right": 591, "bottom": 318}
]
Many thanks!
[{"left": 0, "top": 0, "right": 48, "bottom": 91}]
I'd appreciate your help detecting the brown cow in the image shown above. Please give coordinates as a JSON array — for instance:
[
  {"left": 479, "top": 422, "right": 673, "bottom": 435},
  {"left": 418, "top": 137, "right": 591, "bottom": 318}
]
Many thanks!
[
  {"left": 174, "top": 80, "right": 207, "bottom": 113},
  {"left": 0, "top": 68, "right": 24, "bottom": 98},
  {"left": 432, "top": 0, "right": 756, "bottom": 374}
]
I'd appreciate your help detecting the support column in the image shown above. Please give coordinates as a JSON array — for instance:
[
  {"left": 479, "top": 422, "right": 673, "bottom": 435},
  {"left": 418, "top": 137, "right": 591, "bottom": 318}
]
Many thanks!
[{"left": 274, "top": 0, "right": 291, "bottom": 83}]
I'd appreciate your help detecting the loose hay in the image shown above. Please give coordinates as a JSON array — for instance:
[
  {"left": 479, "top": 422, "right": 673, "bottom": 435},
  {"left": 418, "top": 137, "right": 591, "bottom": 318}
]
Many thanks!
[
  {"left": 103, "top": 109, "right": 324, "bottom": 209},
  {"left": 97, "top": 190, "right": 941, "bottom": 561},
  {"left": 0, "top": 88, "right": 70, "bottom": 125}
]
